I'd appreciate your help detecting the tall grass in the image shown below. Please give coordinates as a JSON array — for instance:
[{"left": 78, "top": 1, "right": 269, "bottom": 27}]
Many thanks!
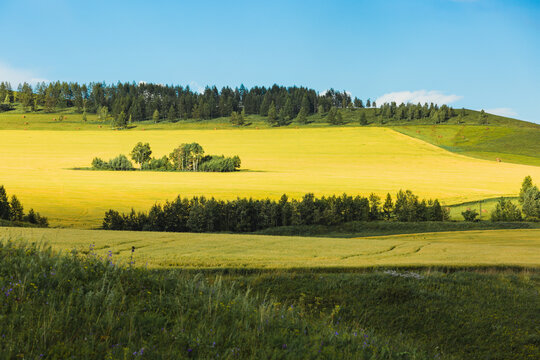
[{"left": 0, "top": 240, "right": 429, "bottom": 359}]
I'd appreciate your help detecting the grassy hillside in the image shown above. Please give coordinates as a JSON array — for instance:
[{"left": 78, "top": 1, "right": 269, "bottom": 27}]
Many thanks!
[
  {"left": 2, "top": 227, "right": 539, "bottom": 268},
  {"left": 2, "top": 127, "right": 540, "bottom": 227},
  {"left": 394, "top": 124, "right": 540, "bottom": 166},
  {"left": 0, "top": 106, "right": 535, "bottom": 131},
  {"left": 1, "top": 240, "right": 538, "bottom": 359}
]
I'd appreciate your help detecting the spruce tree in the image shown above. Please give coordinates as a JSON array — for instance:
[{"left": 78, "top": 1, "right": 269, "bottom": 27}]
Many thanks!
[
  {"left": 9, "top": 195, "right": 24, "bottom": 221},
  {"left": 168, "top": 104, "right": 176, "bottom": 122},
  {"left": 267, "top": 101, "right": 277, "bottom": 125},
  {"left": 327, "top": 107, "right": 337, "bottom": 125},
  {"left": 0, "top": 186, "right": 10, "bottom": 220},
  {"left": 153, "top": 109, "right": 160, "bottom": 123},
  {"left": 359, "top": 111, "right": 368, "bottom": 125}
]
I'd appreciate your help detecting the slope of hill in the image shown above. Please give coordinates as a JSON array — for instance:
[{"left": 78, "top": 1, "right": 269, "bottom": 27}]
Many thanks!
[{"left": 394, "top": 123, "right": 540, "bottom": 166}]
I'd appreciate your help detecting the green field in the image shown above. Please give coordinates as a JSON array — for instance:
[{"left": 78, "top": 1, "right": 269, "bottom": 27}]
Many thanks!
[
  {"left": 3, "top": 227, "right": 539, "bottom": 268},
  {"left": 2, "top": 125, "right": 540, "bottom": 228},
  {"left": 3, "top": 240, "right": 538, "bottom": 359},
  {"left": 394, "top": 124, "right": 540, "bottom": 166}
]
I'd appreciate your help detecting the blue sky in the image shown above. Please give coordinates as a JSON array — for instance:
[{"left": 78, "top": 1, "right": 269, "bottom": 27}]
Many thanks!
[{"left": 0, "top": 0, "right": 538, "bottom": 122}]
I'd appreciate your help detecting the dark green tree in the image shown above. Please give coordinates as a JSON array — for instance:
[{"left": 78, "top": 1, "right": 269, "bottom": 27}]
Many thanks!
[
  {"left": 462, "top": 209, "right": 479, "bottom": 222},
  {"left": 359, "top": 111, "right": 368, "bottom": 125},
  {"left": 267, "top": 101, "right": 277, "bottom": 125},
  {"left": 0, "top": 186, "right": 10, "bottom": 220},
  {"left": 519, "top": 176, "right": 534, "bottom": 204},
  {"left": 490, "top": 198, "right": 522, "bottom": 221},
  {"left": 9, "top": 195, "right": 24, "bottom": 221},
  {"left": 382, "top": 193, "right": 393, "bottom": 220}
]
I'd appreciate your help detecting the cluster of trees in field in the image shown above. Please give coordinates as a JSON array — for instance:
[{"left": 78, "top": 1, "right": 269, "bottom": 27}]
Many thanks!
[
  {"left": 0, "top": 186, "right": 48, "bottom": 226},
  {"left": 462, "top": 176, "right": 540, "bottom": 222},
  {"left": 102, "top": 190, "right": 448, "bottom": 232},
  {"left": 91, "top": 142, "right": 241, "bottom": 172}
]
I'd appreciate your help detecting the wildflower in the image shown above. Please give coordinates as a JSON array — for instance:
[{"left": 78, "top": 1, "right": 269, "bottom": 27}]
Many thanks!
[
  {"left": 282, "top": 344, "right": 287, "bottom": 349},
  {"left": 335, "top": 331, "right": 338, "bottom": 336}
]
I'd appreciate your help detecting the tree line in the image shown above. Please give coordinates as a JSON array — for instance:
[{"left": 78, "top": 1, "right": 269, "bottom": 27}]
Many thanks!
[
  {"left": 91, "top": 142, "right": 241, "bottom": 172},
  {"left": 461, "top": 176, "right": 540, "bottom": 222},
  {"left": 102, "top": 190, "right": 448, "bottom": 233},
  {"left": 0, "top": 186, "right": 48, "bottom": 227},
  {"left": 0, "top": 81, "right": 375, "bottom": 122}
]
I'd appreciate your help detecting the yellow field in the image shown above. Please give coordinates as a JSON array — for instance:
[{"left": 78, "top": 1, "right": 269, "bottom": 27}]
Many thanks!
[
  {"left": 2, "top": 227, "right": 539, "bottom": 268},
  {"left": 2, "top": 127, "right": 540, "bottom": 227}
]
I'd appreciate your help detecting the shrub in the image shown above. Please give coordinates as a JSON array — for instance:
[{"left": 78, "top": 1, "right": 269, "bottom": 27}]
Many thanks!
[
  {"left": 107, "top": 154, "right": 134, "bottom": 171},
  {"left": 199, "top": 155, "right": 240, "bottom": 172},
  {"left": 462, "top": 209, "right": 479, "bottom": 222},
  {"left": 141, "top": 156, "right": 172, "bottom": 171},
  {"left": 91, "top": 157, "right": 109, "bottom": 170},
  {"left": 490, "top": 198, "right": 522, "bottom": 221}
]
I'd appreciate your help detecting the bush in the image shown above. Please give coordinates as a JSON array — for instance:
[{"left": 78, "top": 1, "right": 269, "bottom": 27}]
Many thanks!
[
  {"left": 199, "top": 155, "right": 241, "bottom": 172},
  {"left": 91, "top": 157, "right": 109, "bottom": 170},
  {"left": 462, "top": 209, "right": 479, "bottom": 222},
  {"left": 141, "top": 156, "right": 172, "bottom": 171},
  {"left": 107, "top": 154, "right": 134, "bottom": 171},
  {"left": 491, "top": 198, "right": 522, "bottom": 221}
]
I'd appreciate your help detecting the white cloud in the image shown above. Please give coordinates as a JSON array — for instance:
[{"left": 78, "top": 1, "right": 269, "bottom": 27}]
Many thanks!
[
  {"left": 189, "top": 81, "right": 205, "bottom": 94},
  {"left": 375, "top": 90, "right": 462, "bottom": 106},
  {"left": 484, "top": 107, "right": 518, "bottom": 118},
  {"left": 0, "top": 61, "right": 48, "bottom": 85}
]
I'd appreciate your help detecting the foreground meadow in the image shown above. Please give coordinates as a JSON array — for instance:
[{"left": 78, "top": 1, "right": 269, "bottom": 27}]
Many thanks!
[
  {"left": 3, "top": 227, "right": 539, "bottom": 268},
  {"left": 1, "top": 240, "right": 538, "bottom": 359},
  {"left": 2, "top": 127, "right": 540, "bottom": 227}
]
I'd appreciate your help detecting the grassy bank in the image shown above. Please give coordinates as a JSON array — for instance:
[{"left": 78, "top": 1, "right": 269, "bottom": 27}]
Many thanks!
[{"left": 0, "top": 240, "right": 538, "bottom": 359}]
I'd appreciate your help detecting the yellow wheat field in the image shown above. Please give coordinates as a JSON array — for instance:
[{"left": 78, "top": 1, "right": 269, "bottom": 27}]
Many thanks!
[
  {"left": 1, "top": 227, "right": 539, "bottom": 268},
  {"left": 1, "top": 127, "right": 540, "bottom": 227}
]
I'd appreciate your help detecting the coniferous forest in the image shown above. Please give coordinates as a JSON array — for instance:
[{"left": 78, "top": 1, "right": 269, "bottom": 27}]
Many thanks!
[{"left": 0, "top": 81, "right": 458, "bottom": 126}]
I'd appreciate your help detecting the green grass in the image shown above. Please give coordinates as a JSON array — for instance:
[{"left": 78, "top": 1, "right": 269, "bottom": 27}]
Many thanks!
[
  {"left": 0, "top": 241, "right": 424, "bottom": 359},
  {"left": 393, "top": 124, "right": 540, "bottom": 166},
  {"left": 1, "top": 240, "right": 538, "bottom": 359},
  {"left": 3, "top": 227, "right": 540, "bottom": 268}
]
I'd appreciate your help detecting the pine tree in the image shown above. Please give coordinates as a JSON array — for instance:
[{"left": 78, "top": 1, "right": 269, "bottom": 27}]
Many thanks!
[
  {"left": 168, "top": 104, "right": 176, "bottom": 122},
  {"left": 326, "top": 107, "right": 337, "bottom": 125},
  {"left": 9, "top": 195, "right": 24, "bottom": 221},
  {"left": 267, "top": 101, "right": 277, "bottom": 125},
  {"left": 0, "top": 186, "right": 10, "bottom": 220},
  {"left": 382, "top": 193, "right": 393, "bottom": 220},
  {"left": 335, "top": 110, "right": 344, "bottom": 125},
  {"left": 359, "top": 111, "right": 368, "bottom": 125},
  {"left": 519, "top": 176, "right": 534, "bottom": 204},
  {"left": 153, "top": 109, "right": 160, "bottom": 123},
  {"left": 295, "top": 107, "right": 308, "bottom": 124},
  {"left": 478, "top": 109, "right": 488, "bottom": 125}
]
